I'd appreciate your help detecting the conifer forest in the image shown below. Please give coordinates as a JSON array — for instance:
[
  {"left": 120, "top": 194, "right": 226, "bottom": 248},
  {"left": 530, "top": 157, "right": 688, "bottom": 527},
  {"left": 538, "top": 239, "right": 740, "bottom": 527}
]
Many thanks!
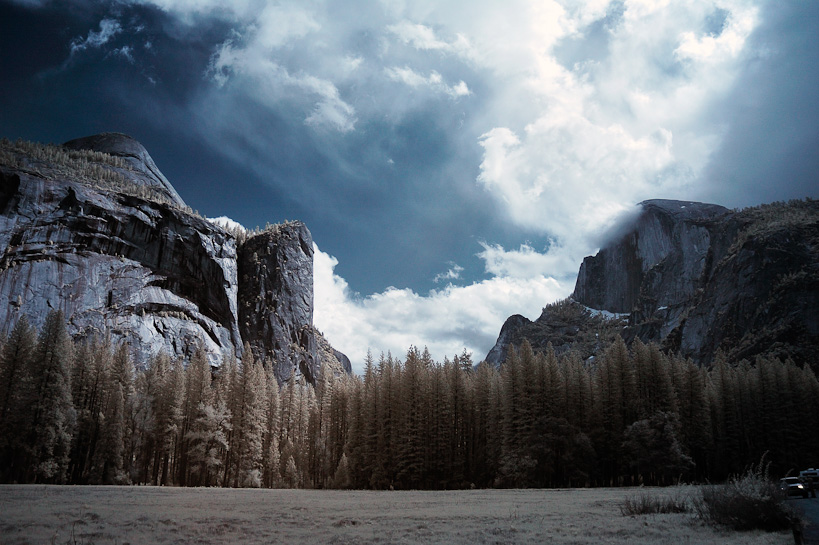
[{"left": 1, "top": 309, "right": 817, "bottom": 490}]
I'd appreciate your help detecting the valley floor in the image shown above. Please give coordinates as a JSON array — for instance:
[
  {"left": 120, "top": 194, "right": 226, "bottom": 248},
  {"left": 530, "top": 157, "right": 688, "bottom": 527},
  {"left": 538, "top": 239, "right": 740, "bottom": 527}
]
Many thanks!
[{"left": 0, "top": 485, "right": 796, "bottom": 544}]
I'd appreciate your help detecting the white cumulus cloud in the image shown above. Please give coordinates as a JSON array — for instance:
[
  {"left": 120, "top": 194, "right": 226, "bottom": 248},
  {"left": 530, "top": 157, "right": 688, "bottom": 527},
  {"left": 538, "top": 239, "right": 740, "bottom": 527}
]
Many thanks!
[
  {"left": 477, "top": 241, "right": 579, "bottom": 280},
  {"left": 471, "top": 0, "right": 759, "bottom": 254},
  {"left": 314, "top": 243, "right": 571, "bottom": 373}
]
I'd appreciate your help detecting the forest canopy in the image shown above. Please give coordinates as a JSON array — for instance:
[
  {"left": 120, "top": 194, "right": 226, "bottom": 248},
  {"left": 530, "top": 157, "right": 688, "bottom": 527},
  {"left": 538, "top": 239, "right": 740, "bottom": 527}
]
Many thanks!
[{"left": 1, "top": 310, "right": 817, "bottom": 489}]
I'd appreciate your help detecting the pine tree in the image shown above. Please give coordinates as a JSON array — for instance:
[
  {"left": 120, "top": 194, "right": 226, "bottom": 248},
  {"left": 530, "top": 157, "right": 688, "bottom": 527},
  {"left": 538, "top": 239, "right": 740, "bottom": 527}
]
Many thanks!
[
  {"left": 185, "top": 398, "right": 231, "bottom": 486},
  {"left": 111, "top": 343, "right": 136, "bottom": 479},
  {"left": 633, "top": 340, "right": 677, "bottom": 418},
  {"left": 92, "top": 381, "right": 125, "bottom": 484},
  {"left": 360, "top": 351, "right": 378, "bottom": 486},
  {"left": 332, "top": 452, "right": 352, "bottom": 489},
  {"left": 230, "top": 353, "right": 267, "bottom": 487},
  {"left": 560, "top": 351, "right": 592, "bottom": 431},
  {"left": 469, "top": 361, "right": 495, "bottom": 487},
  {"left": 0, "top": 316, "right": 36, "bottom": 482},
  {"left": 343, "top": 375, "right": 365, "bottom": 488},
  {"left": 151, "top": 353, "right": 184, "bottom": 485},
  {"left": 671, "top": 355, "right": 710, "bottom": 477},
  {"left": 0, "top": 316, "right": 35, "bottom": 425},
  {"left": 593, "top": 336, "right": 634, "bottom": 485},
  {"left": 218, "top": 351, "right": 239, "bottom": 485},
  {"left": 284, "top": 454, "right": 299, "bottom": 488},
  {"left": 370, "top": 352, "right": 397, "bottom": 489},
  {"left": 499, "top": 344, "right": 535, "bottom": 486},
  {"left": 27, "top": 310, "right": 76, "bottom": 483},
  {"left": 707, "top": 353, "right": 740, "bottom": 478},
  {"left": 426, "top": 359, "right": 452, "bottom": 488},
  {"left": 262, "top": 365, "right": 281, "bottom": 488},
  {"left": 395, "top": 347, "right": 426, "bottom": 489},
  {"left": 447, "top": 356, "right": 468, "bottom": 487},
  {"left": 327, "top": 375, "right": 352, "bottom": 486},
  {"left": 178, "top": 347, "right": 213, "bottom": 485}
]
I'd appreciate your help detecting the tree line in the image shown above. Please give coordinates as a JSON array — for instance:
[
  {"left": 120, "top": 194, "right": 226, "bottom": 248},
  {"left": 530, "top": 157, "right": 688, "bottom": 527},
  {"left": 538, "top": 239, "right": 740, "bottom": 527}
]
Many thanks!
[{"left": 1, "top": 309, "right": 817, "bottom": 488}]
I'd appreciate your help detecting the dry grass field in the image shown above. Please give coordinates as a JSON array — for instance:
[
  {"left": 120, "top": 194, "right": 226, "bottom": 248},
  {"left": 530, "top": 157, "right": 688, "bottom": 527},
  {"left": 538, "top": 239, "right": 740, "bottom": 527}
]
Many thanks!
[{"left": 0, "top": 485, "right": 794, "bottom": 544}]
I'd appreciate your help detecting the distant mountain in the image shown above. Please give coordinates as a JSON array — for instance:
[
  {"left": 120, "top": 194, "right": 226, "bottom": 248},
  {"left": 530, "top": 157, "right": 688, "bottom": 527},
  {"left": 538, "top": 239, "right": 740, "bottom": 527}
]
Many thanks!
[
  {"left": 486, "top": 198, "right": 819, "bottom": 368},
  {"left": 0, "top": 133, "right": 349, "bottom": 382}
]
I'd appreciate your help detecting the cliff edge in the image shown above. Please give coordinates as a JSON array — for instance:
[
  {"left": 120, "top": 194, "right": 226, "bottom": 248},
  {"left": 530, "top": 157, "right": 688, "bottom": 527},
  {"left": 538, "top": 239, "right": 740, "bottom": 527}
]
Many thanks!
[
  {"left": 487, "top": 198, "right": 819, "bottom": 367},
  {"left": 0, "top": 135, "right": 348, "bottom": 382}
]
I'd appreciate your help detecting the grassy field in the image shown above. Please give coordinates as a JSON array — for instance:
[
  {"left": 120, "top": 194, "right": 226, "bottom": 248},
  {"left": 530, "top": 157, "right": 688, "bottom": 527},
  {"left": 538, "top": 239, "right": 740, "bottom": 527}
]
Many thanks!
[{"left": 0, "top": 485, "right": 794, "bottom": 544}]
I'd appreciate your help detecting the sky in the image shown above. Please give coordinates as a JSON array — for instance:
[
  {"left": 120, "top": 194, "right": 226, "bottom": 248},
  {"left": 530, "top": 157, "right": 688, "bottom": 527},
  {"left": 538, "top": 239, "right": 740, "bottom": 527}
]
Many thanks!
[{"left": 1, "top": 0, "right": 817, "bottom": 373}]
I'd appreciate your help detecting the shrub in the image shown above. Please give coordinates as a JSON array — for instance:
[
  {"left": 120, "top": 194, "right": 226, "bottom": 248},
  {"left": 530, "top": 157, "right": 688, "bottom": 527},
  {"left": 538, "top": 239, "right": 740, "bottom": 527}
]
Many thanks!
[
  {"left": 620, "top": 490, "right": 690, "bottom": 516},
  {"left": 692, "top": 456, "right": 799, "bottom": 532}
]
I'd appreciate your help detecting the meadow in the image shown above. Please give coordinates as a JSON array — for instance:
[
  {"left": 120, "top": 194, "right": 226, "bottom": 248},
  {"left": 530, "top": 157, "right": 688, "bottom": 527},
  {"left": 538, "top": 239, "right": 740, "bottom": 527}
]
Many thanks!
[{"left": 0, "top": 485, "right": 794, "bottom": 544}]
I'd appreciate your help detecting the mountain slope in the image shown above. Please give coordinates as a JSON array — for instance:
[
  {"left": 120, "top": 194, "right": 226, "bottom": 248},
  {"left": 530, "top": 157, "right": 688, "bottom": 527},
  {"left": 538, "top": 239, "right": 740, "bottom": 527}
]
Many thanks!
[
  {"left": 0, "top": 134, "right": 349, "bottom": 382},
  {"left": 486, "top": 198, "right": 819, "bottom": 367}
]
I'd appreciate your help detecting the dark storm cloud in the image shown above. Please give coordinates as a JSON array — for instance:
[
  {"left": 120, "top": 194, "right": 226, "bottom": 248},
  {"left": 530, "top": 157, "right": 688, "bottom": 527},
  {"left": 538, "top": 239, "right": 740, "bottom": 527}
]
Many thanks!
[
  {"left": 0, "top": 0, "right": 508, "bottom": 298},
  {"left": 176, "top": 7, "right": 502, "bottom": 294},
  {"left": 699, "top": 1, "right": 819, "bottom": 207}
]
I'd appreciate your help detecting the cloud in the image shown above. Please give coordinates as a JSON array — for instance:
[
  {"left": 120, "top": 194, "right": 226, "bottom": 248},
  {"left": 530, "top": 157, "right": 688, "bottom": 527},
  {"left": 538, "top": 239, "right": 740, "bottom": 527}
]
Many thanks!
[
  {"left": 110, "top": 45, "right": 135, "bottom": 63},
  {"left": 70, "top": 18, "right": 122, "bottom": 55},
  {"left": 387, "top": 20, "right": 475, "bottom": 60},
  {"left": 697, "top": 1, "right": 819, "bottom": 207},
  {"left": 6, "top": 0, "right": 48, "bottom": 6},
  {"left": 207, "top": 216, "right": 247, "bottom": 233},
  {"left": 674, "top": 8, "right": 758, "bottom": 64},
  {"left": 477, "top": 241, "right": 578, "bottom": 280},
  {"left": 433, "top": 263, "right": 464, "bottom": 283},
  {"left": 208, "top": 40, "right": 357, "bottom": 132},
  {"left": 385, "top": 66, "right": 470, "bottom": 97},
  {"left": 472, "top": 0, "right": 760, "bottom": 253},
  {"left": 314, "top": 243, "right": 571, "bottom": 373}
]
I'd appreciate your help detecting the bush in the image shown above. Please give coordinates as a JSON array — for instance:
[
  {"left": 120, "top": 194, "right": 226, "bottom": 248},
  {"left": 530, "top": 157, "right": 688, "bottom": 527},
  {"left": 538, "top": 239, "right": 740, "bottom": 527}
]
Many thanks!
[
  {"left": 620, "top": 490, "right": 690, "bottom": 516},
  {"left": 692, "top": 456, "right": 799, "bottom": 531}
]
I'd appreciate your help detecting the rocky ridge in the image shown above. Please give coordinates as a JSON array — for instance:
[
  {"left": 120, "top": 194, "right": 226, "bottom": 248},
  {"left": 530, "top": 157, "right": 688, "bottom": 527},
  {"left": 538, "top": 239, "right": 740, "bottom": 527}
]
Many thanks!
[
  {"left": 486, "top": 198, "right": 819, "bottom": 368},
  {"left": 0, "top": 134, "right": 350, "bottom": 382}
]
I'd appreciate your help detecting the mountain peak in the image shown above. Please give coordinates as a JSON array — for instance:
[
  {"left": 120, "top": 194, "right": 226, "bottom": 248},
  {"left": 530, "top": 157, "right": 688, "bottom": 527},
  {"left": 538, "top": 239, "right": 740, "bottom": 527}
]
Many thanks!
[
  {"left": 638, "top": 199, "right": 731, "bottom": 222},
  {"left": 487, "top": 198, "right": 819, "bottom": 368},
  {"left": 63, "top": 133, "right": 185, "bottom": 208}
]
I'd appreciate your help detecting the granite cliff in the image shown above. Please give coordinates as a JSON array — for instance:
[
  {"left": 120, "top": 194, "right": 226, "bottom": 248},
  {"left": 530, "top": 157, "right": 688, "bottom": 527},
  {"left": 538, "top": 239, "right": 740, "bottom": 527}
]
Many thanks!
[
  {"left": 0, "top": 134, "right": 350, "bottom": 382},
  {"left": 486, "top": 198, "right": 819, "bottom": 368}
]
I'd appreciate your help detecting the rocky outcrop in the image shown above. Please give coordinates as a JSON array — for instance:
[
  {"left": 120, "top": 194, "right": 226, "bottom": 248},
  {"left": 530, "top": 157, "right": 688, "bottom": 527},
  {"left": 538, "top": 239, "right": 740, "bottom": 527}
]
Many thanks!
[
  {"left": 484, "top": 302, "right": 628, "bottom": 367},
  {"left": 574, "top": 200, "right": 732, "bottom": 314},
  {"left": 238, "top": 222, "right": 318, "bottom": 382},
  {"left": 0, "top": 134, "right": 348, "bottom": 382},
  {"left": 488, "top": 198, "right": 819, "bottom": 368},
  {"left": 62, "top": 133, "right": 185, "bottom": 208}
]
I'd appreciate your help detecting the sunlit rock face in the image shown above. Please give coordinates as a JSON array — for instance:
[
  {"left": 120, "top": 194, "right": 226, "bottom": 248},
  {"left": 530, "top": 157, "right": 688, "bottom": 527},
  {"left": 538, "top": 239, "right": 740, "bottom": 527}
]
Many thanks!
[
  {"left": 489, "top": 198, "right": 819, "bottom": 368},
  {"left": 0, "top": 134, "right": 348, "bottom": 382}
]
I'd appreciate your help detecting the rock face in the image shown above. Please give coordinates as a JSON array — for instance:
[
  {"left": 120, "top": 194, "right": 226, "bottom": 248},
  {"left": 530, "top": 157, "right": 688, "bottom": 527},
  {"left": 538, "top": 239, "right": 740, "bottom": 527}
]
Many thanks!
[
  {"left": 484, "top": 302, "right": 628, "bottom": 367},
  {"left": 0, "top": 134, "right": 348, "bottom": 382},
  {"left": 488, "top": 198, "right": 819, "bottom": 368},
  {"left": 238, "top": 222, "right": 318, "bottom": 383},
  {"left": 62, "top": 133, "right": 186, "bottom": 208}
]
